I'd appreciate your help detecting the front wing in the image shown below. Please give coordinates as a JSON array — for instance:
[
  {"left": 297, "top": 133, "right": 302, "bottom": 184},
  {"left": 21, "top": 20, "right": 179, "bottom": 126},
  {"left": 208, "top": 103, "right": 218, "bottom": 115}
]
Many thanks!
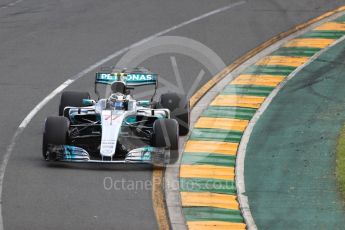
[{"left": 45, "top": 145, "right": 169, "bottom": 166}]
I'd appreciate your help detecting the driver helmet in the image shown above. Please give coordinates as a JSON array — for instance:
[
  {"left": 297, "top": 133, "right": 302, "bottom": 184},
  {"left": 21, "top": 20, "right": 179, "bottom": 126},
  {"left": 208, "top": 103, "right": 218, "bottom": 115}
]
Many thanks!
[{"left": 109, "top": 93, "right": 127, "bottom": 110}]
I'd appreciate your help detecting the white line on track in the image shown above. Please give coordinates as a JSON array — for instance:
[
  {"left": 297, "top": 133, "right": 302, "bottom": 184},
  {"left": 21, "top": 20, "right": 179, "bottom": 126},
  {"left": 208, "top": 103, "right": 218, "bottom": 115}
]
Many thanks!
[
  {"left": 0, "top": 1, "right": 246, "bottom": 229},
  {"left": 0, "top": 0, "right": 23, "bottom": 10}
]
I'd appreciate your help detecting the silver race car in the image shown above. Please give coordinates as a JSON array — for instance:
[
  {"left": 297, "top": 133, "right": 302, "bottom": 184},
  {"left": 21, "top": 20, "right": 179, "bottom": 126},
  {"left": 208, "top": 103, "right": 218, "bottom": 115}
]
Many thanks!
[{"left": 42, "top": 67, "right": 190, "bottom": 165}]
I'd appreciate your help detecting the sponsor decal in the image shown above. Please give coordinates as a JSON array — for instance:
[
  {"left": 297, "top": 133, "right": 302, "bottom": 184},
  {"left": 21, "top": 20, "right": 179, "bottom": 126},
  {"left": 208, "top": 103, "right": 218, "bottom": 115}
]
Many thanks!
[
  {"left": 96, "top": 72, "right": 156, "bottom": 84},
  {"left": 125, "top": 74, "right": 154, "bottom": 81},
  {"left": 97, "top": 73, "right": 117, "bottom": 80},
  {"left": 101, "top": 140, "right": 116, "bottom": 150},
  {"left": 104, "top": 114, "right": 123, "bottom": 121}
]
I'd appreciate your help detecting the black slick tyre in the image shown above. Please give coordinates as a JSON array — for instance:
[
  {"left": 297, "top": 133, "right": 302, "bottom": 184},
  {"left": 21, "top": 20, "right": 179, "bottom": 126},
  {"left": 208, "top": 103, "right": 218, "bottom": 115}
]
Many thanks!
[
  {"left": 59, "top": 91, "right": 90, "bottom": 116},
  {"left": 152, "top": 118, "right": 179, "bottom": 164},
  {"left": 159, "top": 93, "right": 190, "bottom": 136},
  {"left": 42, "top": 116, "right": 70, "bottom": 160}
]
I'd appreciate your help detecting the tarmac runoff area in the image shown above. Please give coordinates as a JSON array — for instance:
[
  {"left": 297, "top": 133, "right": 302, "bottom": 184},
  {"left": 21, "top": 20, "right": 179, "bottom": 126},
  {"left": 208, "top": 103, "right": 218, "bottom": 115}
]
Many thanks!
[{"left": 170, "top": 9, "right": 345, "bottom": 230}]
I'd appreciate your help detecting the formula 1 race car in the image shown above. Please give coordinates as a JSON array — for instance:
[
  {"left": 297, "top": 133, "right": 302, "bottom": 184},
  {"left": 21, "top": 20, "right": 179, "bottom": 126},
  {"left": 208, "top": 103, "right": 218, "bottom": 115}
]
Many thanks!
[{"left": 42, "top": 67, "right": 190, "bottom": 165}]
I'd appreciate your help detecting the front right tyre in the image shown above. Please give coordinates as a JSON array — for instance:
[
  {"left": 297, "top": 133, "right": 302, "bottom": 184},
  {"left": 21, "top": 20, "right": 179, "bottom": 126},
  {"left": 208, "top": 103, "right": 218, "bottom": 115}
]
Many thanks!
[{"left": 152, "top": 118, "right": 179, "bottom": 164}]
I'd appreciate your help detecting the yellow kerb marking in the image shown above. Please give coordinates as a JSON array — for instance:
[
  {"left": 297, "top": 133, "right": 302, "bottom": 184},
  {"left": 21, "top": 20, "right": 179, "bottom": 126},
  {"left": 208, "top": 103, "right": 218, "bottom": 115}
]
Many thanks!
[
  {"left": 211, "top": 95, "right": 265, "bottom": 109},
  {"left": 180, "top": 165, "right": 235, "bottom": 180},
  {"left": 231, "top": 74, "right": 285, "bottom": 87},
  {"left": 184, "top": 140, "right": 238, "bottom": 155},
  {"left": 187, "top": 221, "right": 247, "bottom": 230},
  {"left": 189, "top": 5, "right": 345, "bottom": 107},
  {"left": 167, "top": 6, "right": 345, "bottom": 230},
  {"left": 256, "top": 56, "right": 309, "bottom": 67},
  {"left": 152, "top": 168, "right": 170, "bottom": 230},
  {"left": 338, "top": 6, "right": 345, "bottom": 11},
  {"left": 181, "top": 192, "right": 239, "bottom": 210},
  {"left": 195, "top": 117, "right": 248, "bottom": 131},
  {"left": 284, "top": 38, "right": 335, "bottom": 48},
  {"left": 314, "top": 22, "right": 345, "bottom": 31}
]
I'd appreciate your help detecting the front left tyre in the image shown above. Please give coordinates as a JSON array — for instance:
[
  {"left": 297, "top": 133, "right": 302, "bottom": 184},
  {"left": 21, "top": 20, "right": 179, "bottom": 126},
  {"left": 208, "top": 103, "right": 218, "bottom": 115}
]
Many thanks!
[{"left": 42, "top": 116, "right": 70, "bottom": 160}]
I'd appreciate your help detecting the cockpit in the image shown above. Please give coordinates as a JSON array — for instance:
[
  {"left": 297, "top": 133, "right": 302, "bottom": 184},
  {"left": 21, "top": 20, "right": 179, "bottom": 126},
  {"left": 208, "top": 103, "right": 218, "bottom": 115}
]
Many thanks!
[{"left": 108, "top": 93, "right": 129, "bottom": 110}]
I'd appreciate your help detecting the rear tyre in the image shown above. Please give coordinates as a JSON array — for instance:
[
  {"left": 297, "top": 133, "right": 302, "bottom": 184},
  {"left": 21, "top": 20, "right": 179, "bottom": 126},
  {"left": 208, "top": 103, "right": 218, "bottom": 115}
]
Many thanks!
[
  {"left": 42, "top": 116, "right": 70, "bottom": 160},
  {"left": 159, "top": 93, "right": 190, "bottom": 136},
  {"left": 59, "top": 91, "right": 90, "bottom": 116},
  {"left": 152, "top": 119, "right": 179, "bottom": 164}
]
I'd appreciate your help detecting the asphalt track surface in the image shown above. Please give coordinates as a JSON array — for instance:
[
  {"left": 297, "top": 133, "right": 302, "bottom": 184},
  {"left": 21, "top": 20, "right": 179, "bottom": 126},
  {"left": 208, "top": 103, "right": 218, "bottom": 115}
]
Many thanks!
[{"left": 1, "top": 0, "right": 344, "bottom": 229}]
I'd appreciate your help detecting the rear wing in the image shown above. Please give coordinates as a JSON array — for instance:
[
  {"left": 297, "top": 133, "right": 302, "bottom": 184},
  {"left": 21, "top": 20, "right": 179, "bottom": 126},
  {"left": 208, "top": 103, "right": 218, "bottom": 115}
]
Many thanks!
[
  {"left": 95, "top": 72, "right": 158, "bottom": 86},
  {"left": 94, "top": 68, "right": 158, "bottom": 100}
]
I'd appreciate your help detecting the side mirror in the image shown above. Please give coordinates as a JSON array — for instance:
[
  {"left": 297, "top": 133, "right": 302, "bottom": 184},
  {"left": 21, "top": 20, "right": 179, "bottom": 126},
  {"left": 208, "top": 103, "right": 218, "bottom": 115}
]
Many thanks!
[
  {"left": 82, "top": 99, "right": 96, "bottom": 106},
  {"left": 137, "top": 100, "right": 151, "bottom": 107}
]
